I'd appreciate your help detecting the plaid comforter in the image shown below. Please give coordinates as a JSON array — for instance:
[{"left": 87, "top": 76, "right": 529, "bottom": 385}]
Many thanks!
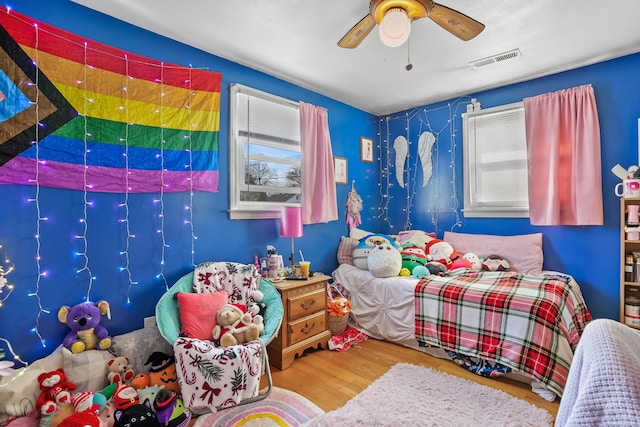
[{"left": 414, "top": 270, "right": 592, "bottom": 397}]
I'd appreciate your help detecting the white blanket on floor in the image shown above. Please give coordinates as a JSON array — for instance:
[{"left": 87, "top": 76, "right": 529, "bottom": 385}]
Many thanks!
[{"left": 556, "top": 318, "right": 640, "bottom": 426}]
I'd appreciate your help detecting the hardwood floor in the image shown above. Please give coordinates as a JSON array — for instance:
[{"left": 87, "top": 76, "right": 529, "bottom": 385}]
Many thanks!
[{"left": 267, "top": 338, "right": 560, "bottom": 419}]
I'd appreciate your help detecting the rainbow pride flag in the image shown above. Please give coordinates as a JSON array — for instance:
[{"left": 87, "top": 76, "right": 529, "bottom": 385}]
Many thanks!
[{"left": 0, "top": 8, "right": 220, "bottom": 192}]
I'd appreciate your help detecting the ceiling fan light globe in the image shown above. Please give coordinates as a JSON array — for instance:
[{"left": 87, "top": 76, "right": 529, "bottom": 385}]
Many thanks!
[{"left": 378, "top": 8, "right": 411, "bottom": 47}]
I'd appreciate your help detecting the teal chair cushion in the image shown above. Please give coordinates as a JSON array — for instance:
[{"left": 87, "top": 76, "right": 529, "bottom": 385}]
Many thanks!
[{"left": 156, "top": 271, "right": 283, "bottom": 345}]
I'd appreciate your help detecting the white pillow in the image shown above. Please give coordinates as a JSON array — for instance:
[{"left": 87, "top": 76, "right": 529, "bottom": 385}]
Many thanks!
[
  {"left": 443, "top": 231, "right": 544, "bottom": 275},
  {"left": 0, "top": 347, "right": 63, "bottom": 424},
  {"left": 62, "top": 347, "right": 111, "bottom": 393}
]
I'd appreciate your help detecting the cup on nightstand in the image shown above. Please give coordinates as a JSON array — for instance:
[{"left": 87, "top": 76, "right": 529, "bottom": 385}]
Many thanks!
[{"left": 299, "top": 261, "right": 311, "bottom": 278}]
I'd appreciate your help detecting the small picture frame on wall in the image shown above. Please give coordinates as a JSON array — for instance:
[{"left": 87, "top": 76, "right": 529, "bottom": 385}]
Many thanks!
[
  {"left": 334, "top": 156, "right": 348, "bottom": 185},
  {"left": 360, "top": 136, "right": 374, "bottom": 162}
]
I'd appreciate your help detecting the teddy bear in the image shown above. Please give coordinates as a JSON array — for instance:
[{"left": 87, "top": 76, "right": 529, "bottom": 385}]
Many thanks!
[
  {"left": 212, "top": 303, "right": 260, "bottom": 347},
  {"left": 108, "top": 356, "right": 135, "bottom": 385},
  {"left": 36, "top": 369, "right": 76, "bottom": 415},
  {"left": 58, "top": 300, "right": 112, "bottom": 354}
]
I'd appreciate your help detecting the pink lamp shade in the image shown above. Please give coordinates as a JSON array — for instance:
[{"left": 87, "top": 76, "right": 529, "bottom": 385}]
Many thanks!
[{"left": 280, "top": 206, "right": 303, "bottom": 238}]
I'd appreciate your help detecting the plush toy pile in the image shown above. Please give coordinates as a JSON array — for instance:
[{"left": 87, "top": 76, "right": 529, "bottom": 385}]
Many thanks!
[
  {"left": 10, "top": 350, "right": 191, "bottom": 427},
  {"left": 349, "top": 229, "right": 513, "bottom": 278}
]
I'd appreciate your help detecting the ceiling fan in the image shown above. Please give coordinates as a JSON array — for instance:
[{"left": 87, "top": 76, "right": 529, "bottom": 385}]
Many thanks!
[{"left": 338, "top": 0, "right": 485, "bottom": 48}]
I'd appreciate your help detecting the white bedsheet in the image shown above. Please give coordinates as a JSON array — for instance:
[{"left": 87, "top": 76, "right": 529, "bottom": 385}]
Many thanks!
[{"left": 333, "top": 264, "right": 420, "bottom": 344}]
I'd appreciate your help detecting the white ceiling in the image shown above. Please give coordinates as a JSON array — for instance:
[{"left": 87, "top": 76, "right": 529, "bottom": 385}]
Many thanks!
[{"left": 70, "top": 0, "right": 640, "bottom": 116}]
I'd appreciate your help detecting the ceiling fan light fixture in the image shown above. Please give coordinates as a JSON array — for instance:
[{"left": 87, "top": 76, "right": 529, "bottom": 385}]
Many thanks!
[{"left": 378, "top": 7, "right": 411, "bottom": 47}]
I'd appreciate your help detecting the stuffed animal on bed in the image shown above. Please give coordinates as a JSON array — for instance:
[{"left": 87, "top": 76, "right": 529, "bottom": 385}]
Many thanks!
[
  {"left": 367, "top": 242, "right": 402, "bottom": 278},
  {"left": 400, "top": 243, "right": 428, "bottom": 274},
  {"left": 352, "top": 233, "right": 398, "bottom": 270},
  {"left": 425, "top": 239, "right": 471, "bottom": 270},
  {"left": 57, "top": 300, "right": 112, "bottom": 354},
  {"left": 482, "top": 255, "right": 510, "bottom": 271}
]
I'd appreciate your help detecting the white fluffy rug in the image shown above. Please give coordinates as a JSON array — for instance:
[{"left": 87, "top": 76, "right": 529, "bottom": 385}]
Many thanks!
[{"left": 308, "top": 363, "right": 553, "bottom": 427}]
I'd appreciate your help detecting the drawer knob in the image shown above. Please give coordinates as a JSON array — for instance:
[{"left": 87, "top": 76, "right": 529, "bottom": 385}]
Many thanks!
[
  {"left": 300, "top": 298, "right": 316, "bottom": 310},
  {"left": 301, "top": 322, "right": 316, "bottom": 334}
]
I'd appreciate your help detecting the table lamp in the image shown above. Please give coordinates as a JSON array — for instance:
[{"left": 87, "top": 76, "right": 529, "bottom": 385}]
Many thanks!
[{"left": 280, "top": 206, "right": 303, "bottom": 269}]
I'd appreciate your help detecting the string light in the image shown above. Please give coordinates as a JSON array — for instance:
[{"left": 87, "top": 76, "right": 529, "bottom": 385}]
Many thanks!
[
  {"left": 377, "top": 97, "right": 473, "bottom": 234},
  {"left": 26, "top": 22, "right": 49, "bottom": 348},
  {"left": 0, "top": 8, "right": 213, "bottom": 359},
  {"left": 0, "top": 245, "right": 15, "bottom": 308},
  {"left": 156, "top": 63, "right": 169, "bottom": 291},
  {"left": 0, "top": 247, "right": 28, "bottom": 369},
  {"left": 120, "top": 54, "right": 138, "bottom": 303},
  {"left": 76, "top": 41, "right": 95, "bottom": 302},
  {"left": 186, "top": 66, "right": 197, "bottom": 268}
]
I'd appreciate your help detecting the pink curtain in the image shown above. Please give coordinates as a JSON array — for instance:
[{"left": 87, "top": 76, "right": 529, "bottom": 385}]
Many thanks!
[
  {"left": 299, "top": 101, "right": 338, "bottom": 224},
  {"left": 523, "top": 84, "right": 603, "bottom": 225}
]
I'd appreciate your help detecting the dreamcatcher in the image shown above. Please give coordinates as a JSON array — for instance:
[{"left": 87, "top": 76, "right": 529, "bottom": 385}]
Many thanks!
[{"left": 346, "top": 180, "right": 363, "bottom": 230}]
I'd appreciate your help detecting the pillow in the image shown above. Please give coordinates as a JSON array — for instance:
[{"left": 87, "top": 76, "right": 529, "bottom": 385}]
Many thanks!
[
  {"left": 111, "top": 326, "right": 173, "bottom": 375},
  {"left": 337, "top": 236, "right": 358, "bottom": 265},
  {"left": 0, "top": 348, "right": 63, "bottom": 424},
  {"left": 349, "top": 228, "right": 376, "bottom": 240},
  {"left": 175, "top": 290, "right": 229, "bottom": 340},
  {"left": 443, "top": 231, "right": 543, "bottom": 275},
  {"left": 62, "top": 347, "right": 111, "bottom": 393},
  {"left": 397, "top": 230, "right": 436, "bottom": 250}
]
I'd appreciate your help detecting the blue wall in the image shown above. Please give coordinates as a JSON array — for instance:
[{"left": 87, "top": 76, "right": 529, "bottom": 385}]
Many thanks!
[
  {"left": 0, "top": 0, "right": 635, "bottom": 365},
  {"left": 0, "top": 0, "right": 377, "bottom": 364},
  {"left": 382, "top": 54, "right": 640, "bottom": 324}
]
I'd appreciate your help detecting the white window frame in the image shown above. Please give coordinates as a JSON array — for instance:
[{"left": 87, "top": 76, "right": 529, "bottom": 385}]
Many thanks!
[
  {"left": 229, "top": 84, "right": 301, "bottom": 220},
  {"left": 462, "top": 102, "right": 529, "bottom": 218}
]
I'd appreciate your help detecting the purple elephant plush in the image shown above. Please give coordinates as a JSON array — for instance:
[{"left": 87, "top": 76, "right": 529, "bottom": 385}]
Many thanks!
[{"left": 57, "top": 300, "right": 112, "bottom": 353}]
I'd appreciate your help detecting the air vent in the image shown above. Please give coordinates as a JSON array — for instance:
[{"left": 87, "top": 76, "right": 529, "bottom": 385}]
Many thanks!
[{"left": 469, "top": 49, "right": 522, "bottom": 69}]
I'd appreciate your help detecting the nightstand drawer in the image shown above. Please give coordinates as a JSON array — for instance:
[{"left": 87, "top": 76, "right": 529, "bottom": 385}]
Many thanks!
[
  {"left": 288, "top": 288, "right": 325, "bottom": 321},
  {"left": 289, "top": 312, "right": 326, "bottom": 345}
]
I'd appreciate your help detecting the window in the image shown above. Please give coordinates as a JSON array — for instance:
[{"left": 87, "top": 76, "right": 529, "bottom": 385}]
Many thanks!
[
  {"left": 229, "top": 84, "right": 301, "bottom": 219},
  {"left": 462, "top": 102, "right": 529, "bottom": 218}
]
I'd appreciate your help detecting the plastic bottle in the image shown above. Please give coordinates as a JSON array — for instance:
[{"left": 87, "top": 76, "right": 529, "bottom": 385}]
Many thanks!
[{"left": 260, "top": 259, "right": 268, "bottom": 278}]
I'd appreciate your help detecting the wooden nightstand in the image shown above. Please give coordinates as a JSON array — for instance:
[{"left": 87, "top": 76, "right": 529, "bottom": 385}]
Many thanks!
[{"left": 267, "top": 274, "right": 331, "bottom": 370}]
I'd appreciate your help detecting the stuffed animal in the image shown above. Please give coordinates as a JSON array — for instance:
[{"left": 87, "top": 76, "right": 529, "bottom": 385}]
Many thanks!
[
  {"left": 108, "top": 356, "right": 135, "bottom": 385},
  {"left": 152, "top": 388, "right": 191, "bottom": 427},
  {"left": 425, "top": 239, "right": 471, "bottom": 270},
  {"left": 367, "top": 243, "right": 402, "bottom": 278},
  {"left": 58, "top": 300, "right": 112, "bottom": 354},
  {"left": 131, "top": 352, "right": 180, "bottom": 395},
  {"left": 463, "top": 253, "right": 483, "bottom": 271},
  {"left": 58, "top": 409, "right": 101, "bottom": 427},
  {"left": 72, "top": 391, "right": 107, "bottom": 415},
  {"left": 352, "top": 234, "right": 398, "bottom": 270},
  {"left": 114, "top": 401, "right": 160, "bottom": 427},
  {"left": 411, "top": 265, "right": 431, "bottom": 279},
  {"left": 137, "top": 385, "right": 165, "bottom": 409},
  {"left": 400, "top": 243, "right": 428, "bottom": 274},
  {"left": 36, "top": 369, "right": 76, "bottom": 415},
  {"left": 212, "top": 303, "right": 261, "bottom": 347},
  {"left": 482, "top": 255, "right": 510, "bottom": 271}
]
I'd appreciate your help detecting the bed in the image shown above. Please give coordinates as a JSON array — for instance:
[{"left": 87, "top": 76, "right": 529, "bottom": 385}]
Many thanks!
[{"left": 333, "top": 229, "right": 592, "bottom": 400}]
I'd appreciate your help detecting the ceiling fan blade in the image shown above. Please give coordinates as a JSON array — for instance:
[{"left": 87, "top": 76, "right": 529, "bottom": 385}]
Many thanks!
[
  {"left": 338, "top": 14, "right": 376, "bottom": 48},
  {"left": 429, "top": 3, "right": 484, "bottom": 41}
]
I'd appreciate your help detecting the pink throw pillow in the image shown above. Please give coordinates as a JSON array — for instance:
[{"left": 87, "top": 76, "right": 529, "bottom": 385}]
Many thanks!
[{"left": 176, "top": 290, "right": 228, "bottom": 340}]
